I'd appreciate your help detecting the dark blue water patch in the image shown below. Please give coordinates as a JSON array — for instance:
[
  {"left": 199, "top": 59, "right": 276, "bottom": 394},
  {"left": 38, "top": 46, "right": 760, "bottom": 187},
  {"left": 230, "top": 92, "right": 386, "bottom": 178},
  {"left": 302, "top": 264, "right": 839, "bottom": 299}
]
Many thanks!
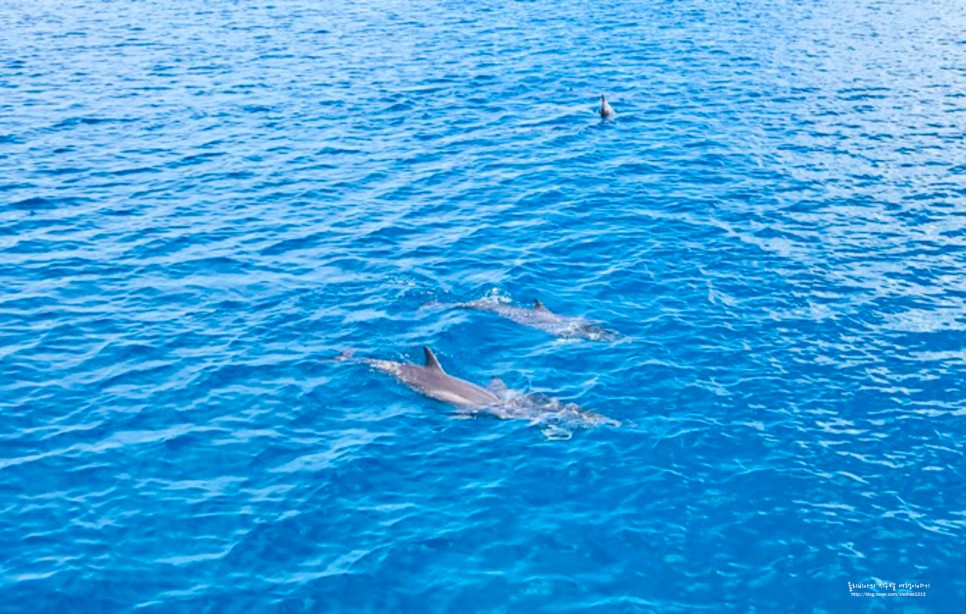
[
  {"left": 51, "top": 116, "right": 137, "bottom": 129},
  {"left": 5, "top": 196, "right": 92, "bottom": 211},
  {"left": 91, "top": 166, "right": 164, "bottom": 179}
]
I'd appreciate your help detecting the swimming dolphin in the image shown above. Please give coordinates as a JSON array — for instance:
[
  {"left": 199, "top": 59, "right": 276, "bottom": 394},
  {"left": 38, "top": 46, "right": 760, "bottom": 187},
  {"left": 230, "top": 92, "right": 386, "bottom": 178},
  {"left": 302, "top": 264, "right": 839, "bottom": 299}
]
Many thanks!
[
  {"left": 455, "top": 298, "right": 619, "bottom": 341},
  {"left": 600, "top": 94, "right": 615, "bottom": 119},
  {"left": 343, "top": 346, "right": 500, "bottom": 407},
  {"left": 339, "top": 347, "right": 619, "bottom": 438}
]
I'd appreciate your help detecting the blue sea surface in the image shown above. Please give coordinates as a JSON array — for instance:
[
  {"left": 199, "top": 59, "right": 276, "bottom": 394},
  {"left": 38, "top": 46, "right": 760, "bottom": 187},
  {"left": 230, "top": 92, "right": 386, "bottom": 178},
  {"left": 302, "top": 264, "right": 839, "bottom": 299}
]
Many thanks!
[{"left": 2, "top": 0, "right": 964, "bottom": 611}]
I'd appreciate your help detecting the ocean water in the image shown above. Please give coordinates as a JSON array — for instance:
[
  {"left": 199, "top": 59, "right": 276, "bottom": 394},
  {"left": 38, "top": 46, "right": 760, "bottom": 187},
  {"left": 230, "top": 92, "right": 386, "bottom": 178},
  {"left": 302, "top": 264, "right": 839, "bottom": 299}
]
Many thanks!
[{"left": 2, "top": 0, "right": 964, "bottom": 611}]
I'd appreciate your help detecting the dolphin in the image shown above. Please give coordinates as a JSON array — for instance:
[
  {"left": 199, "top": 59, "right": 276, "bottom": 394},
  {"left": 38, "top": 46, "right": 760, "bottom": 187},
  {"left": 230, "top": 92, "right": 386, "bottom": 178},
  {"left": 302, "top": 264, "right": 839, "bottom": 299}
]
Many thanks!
[
  {"left": 339, "top": 347, "right": 619, "bottom": 438},
  {"left": 455, "top": 298, "right": 619, "bottom": 341},
  {"left": 599, "top": 94, "right": 615, "bottom": 119},
  {"left": 342, "top": 346, "right": 500, "bottom": 407}
]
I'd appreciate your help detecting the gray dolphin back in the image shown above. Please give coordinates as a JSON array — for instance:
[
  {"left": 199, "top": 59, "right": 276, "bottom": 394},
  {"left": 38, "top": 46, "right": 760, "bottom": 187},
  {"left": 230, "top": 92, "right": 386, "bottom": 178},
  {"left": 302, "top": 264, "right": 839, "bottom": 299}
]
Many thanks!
[{"left": 456, "top": 297, "right": 619, "bottom": 341}]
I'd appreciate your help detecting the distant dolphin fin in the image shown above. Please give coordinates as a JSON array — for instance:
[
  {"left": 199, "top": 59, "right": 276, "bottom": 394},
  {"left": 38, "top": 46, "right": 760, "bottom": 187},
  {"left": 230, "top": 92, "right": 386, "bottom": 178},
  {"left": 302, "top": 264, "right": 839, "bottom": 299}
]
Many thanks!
[
  {"left": 600, "top": 94, "right": 615, "bottom": 118},
  {"left": 423, "top": 346, "right": 445, "bottom": 372},
  {"left": 534, "top": 299, "right": 550, "bottom": 312}
]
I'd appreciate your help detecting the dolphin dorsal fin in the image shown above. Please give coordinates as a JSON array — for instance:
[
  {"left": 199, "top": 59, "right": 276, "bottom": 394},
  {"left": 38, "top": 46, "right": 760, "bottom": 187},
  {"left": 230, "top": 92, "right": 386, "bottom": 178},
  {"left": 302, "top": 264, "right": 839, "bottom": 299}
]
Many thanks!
[
  {"left": 423, "top": 347, "right": 445, "bottom": 372},
  {"left": 534, "top": 299, "right": 550, "bottom": 312}
]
